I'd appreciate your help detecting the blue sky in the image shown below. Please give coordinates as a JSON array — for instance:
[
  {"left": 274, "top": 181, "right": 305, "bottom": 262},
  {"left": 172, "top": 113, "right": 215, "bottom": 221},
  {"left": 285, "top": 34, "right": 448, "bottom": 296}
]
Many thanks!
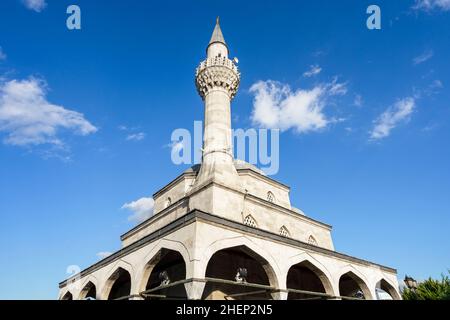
[{"left": 0, "top": 0, "right": 449, "bottom": 299}]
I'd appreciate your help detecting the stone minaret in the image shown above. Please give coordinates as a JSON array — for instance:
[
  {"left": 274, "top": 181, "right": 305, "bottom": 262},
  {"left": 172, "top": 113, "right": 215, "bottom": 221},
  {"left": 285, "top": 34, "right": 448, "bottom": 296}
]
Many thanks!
[{"left": 193, "top": 17, "right": 241, "bottom": 190}]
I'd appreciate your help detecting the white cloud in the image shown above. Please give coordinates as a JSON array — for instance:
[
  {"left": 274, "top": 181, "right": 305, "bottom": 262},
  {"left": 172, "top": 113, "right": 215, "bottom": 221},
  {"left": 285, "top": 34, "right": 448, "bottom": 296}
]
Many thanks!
[
  {"left": 422, "top": 123, "right": 438, "bottom": 132},
  {"left": 22, "top": 0, "right": 47, "bottom": 12},
  {"left": 0, "top": 78, "right": 97, "bottom": 146},
  {"left": 354, "top": 94, "right": 363, "bottom": 107},
  {"left": 430, "top": 79, "right": 443, "bottom": 89},
  {"left": 424, "top": 79, "right": 444, "bottom": 96},
  {"left": 328, "top": 77, "right": 348, "bottom": 96},
  {"left": 96, "top": 251, "right": 112, "bottom": 259},
  {"left": 0, "top": 47, "right": 6, "bottom": 61},
  {"left": 303, "top": 65, "right": 322, "bottom": 77},
  {"left": 413, "top": 50, "right": 434, "bottom": 65},
  {"left": 370, "top": 97, "right": 416, "bottom": 140},
  {"left": 413, "top": 0, "right": 450, "bottom": 11},
  {"left": 249, "top": 78, "right": 347, "bottom": 133},
  {"left": 126, "top": 132, "right": 145, "bottom": 141},
  {"left": 312, "top": 50, "right": 327, "bottom": 57},
  {"left": 118, "top": 125, "right": 145, "bottom": 141},
  {"left": 121, "top": 196, "right": 154, "bottom": 223}
]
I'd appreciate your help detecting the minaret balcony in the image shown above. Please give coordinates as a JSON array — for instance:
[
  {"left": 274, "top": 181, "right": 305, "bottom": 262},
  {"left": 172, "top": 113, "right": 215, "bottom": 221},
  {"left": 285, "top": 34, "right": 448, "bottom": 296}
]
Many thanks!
[
  {"left": 196, "top": 56, "right": 239, "bottom": 75},
  {"left": 195, "top": 57, "right": 240, "bottom": 100}
]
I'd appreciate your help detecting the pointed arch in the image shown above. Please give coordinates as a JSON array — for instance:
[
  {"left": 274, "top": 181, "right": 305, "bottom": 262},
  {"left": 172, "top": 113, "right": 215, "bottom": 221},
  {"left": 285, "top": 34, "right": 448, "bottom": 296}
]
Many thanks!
[
  {"left": 78, "top": 280, "right": 97, "bottom": 300},
  {"left": 337, "top": 265, "right": 373, "bottom": 300},
  {"left": 267, "top": 191, "right": 275, "bottom": 203},
  {"left": 286, "top": 252, "right": 334, "bottom": 297},
  {"left": 307, "top": 235, "right": 318, "bottom": 246},
  {"left": 136, "top": 239, "right": 192, "bottom": 293},
  {"left": 202, "top": 244, "right": 277, "bottom": 299},
  {"left": 137, "top": 247, "right": 187, "bottom": 299},
  {"left": 105, "top": 267, "right": 132, "bottom": 300},
  {"left": 375, "top": 278, "right": 401, "bottom": 300},
  {"left": 243, "top": 214, "right": 258, "bottom": 228},
  {"left": 61, "top": 291, "right": 73, "bottom": 300},
  {"left": 200, "top": 236, "right": 281, "bottom": 291},
  {"left": 279, "top": 226, "right": 290, "bottom": 237},
  {"left": 101, "top": 261, "right": 134, "bottom": 300}
]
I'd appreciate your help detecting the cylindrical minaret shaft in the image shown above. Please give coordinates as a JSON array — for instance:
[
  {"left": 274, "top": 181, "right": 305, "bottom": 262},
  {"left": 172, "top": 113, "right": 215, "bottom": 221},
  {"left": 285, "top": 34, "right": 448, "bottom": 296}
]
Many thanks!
[{"left": 194, "top": 17, "right": 241, "bottom": 188}]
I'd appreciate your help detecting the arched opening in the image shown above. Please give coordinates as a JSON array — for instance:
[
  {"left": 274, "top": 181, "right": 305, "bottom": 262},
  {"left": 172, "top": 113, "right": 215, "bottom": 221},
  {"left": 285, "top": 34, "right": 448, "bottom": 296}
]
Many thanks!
[
  {"left": 307, "top": 235, "right": 318, "bottom": 246},
  {"left": 61, "top": 291, "right": 73, "bottom": 300},
  {"left": 243, "top": 215, "right": 258, "bottom": 228},
  {"left": 267, "top": 191, "right": 275, "bottom": 203},
  {"left": 202, "top": 246, "right": 274, "bottom": 300},
  {"left": 165, "top": 197, "right": 172, "bottom": 208},
  {"left": 79, "top": 281, "right": 96, "bottom": 300},
  {"left": 279, "top": 226, "right": 290, "bottom": 237},
  {"left": 286, "top": 261, "right": 332, "bottom": 300},
  {"left": 142, "top": 249, "right": 187, "bottom": 299},
  {"left": 338, "top": 272, "right": 370, "bottom": 299},
  {"left": 376, "top": 279, "right": 400, "bottom": 300},
  {"left": 107, "top": 267, "right": 132, "bottom": 300}
]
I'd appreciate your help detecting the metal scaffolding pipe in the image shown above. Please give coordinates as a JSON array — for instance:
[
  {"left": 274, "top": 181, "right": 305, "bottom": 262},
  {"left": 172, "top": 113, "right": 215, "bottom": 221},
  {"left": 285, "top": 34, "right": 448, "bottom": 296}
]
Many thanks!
[
  {"left": 111, "top": 277, "right": 364, "bottom": 300},
  {"left": 224, "top": 290, "right": 270, "bottom": 299}
]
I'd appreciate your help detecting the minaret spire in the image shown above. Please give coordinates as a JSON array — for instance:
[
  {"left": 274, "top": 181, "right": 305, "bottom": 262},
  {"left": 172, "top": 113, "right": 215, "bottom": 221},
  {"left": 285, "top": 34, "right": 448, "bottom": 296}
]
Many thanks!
[{"left": 209, "top": 16, "right": 226, "bottom": 47}]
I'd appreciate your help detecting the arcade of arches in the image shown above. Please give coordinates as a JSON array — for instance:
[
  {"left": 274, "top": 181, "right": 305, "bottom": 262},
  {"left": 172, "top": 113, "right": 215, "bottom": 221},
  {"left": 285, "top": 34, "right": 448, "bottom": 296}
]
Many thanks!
[{"left": 62, "top": 246, "right": 400, "bottom": 300}]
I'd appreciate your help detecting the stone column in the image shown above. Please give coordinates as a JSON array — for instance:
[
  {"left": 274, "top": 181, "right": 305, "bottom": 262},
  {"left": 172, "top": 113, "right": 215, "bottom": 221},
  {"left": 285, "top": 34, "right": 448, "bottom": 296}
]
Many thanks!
[
  {"left": 184, "top": 280, "right": 207, "bottom": 300},
  {"left": 184, "top": 258, "right": 207, "bottom": 300},
  {"left": 271, "top": 291, "right": 288, "bottom": 300}
]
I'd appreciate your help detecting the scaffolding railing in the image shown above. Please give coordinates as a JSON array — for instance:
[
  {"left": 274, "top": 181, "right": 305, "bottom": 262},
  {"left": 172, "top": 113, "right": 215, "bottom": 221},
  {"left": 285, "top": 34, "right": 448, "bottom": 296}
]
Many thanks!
[{"left": 112, "top": 277, "right": 364, "bottom": 301}]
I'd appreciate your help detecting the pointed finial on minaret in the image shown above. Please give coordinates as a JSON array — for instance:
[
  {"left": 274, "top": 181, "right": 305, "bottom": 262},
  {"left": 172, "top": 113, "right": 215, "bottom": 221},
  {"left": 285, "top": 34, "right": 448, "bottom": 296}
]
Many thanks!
[{"left": 209, "top": 16, "right": 226, "bottom": 47}]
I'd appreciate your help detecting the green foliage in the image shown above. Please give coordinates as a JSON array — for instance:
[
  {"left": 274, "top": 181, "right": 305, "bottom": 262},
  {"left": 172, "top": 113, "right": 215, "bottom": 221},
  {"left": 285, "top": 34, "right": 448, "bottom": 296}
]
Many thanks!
[{"left": 402, "top": 271, "right": 450, "bottom": 300}]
